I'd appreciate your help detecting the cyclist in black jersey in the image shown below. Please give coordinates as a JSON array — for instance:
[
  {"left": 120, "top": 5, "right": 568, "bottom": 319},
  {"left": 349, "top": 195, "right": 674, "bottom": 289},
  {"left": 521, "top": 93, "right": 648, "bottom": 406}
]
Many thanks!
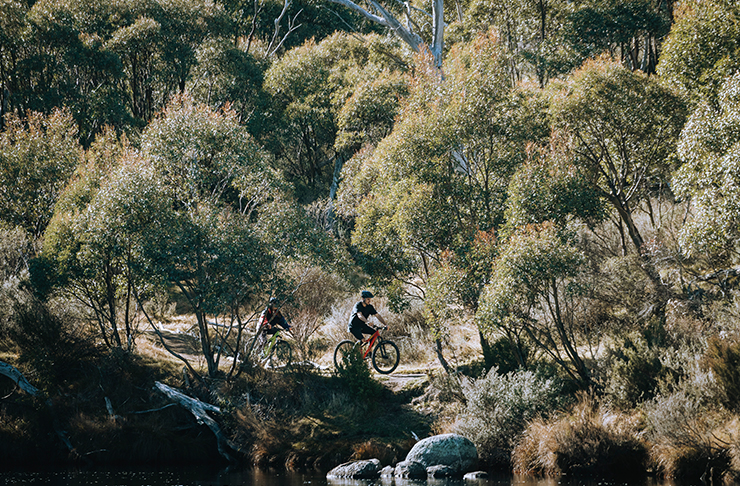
[{"left": 347, "top": 290, "right": 387, "bottom": 341}]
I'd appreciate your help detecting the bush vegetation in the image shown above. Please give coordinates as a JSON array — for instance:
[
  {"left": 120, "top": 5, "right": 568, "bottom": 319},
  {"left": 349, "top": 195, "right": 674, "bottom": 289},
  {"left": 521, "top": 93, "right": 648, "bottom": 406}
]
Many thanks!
[
  {"left": 2, "top": 0, "right": 740, "bottom": 479},
  {"left": 455, "top": 367, "right": 566, "bottom": 468}
]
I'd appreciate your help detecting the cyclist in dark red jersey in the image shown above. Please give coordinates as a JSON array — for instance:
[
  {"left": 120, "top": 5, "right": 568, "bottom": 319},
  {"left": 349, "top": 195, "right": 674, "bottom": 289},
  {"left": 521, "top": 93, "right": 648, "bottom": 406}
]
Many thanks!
[{"left": 256, "top": 297, "right": 291, "bottom": 350}]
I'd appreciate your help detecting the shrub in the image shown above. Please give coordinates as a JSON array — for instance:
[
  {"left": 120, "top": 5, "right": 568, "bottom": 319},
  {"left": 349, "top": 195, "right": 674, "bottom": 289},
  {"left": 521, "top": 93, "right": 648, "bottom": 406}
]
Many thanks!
[
  {"left": 454, "top": 367, "right": 565, "bottom": 468},
  {"left": 8, "top": 296, "right": 99, "bottom": 389},
  {"left": 0, "top": 226, "right": 36, "bottom": 342},
  {"left": 604, "top": 333, "right": 663, "bottom": 408},
  {"left": 645, "top": 390, "right": 733, "bottom": 483},
  {"left": 513, "top": 398, "right": 648, "bottom": 478},
  {"left": 484, "top": 336, "right": 529, "bottom": 375},
  {"left": 335, "top": 345, "right": 383, "bottom": 402}
]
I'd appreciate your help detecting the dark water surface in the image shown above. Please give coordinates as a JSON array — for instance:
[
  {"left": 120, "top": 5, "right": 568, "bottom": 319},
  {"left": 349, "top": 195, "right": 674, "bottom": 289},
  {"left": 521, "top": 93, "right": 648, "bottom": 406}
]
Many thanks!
[{"left": 0, "top": 468, "right": 680, "bottom": 486}]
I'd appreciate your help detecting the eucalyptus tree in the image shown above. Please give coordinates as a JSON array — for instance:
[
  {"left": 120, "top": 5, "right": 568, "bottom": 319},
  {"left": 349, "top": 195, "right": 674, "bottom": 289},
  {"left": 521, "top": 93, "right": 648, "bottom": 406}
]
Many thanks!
[
  {"left": 221, "top": 0, "right": 381, "bottom": 56},
  {"left": 477, "top": 223, "right": 593, "bottom": 385},
  {"left": 140, "top": 97, "right": 340, "bottom": 378},
  {"left": 0, "top": 109, "right": 81, "bottom": 239},
  {"left": 262, "top": 32, "right": 410, "bottom": 202},
  {"left": 0, "top": 0, "right": 32, "bottom": 128},
  {"left": 658, "top": 0, "right": 740, "bottom": 107},
  {"left": 136, "top": 97, "right": 278, "bottom": 377},
  {"left": 477, "top": 147, "right": 607, "bottom": 374},
  {"left": 189, "top": 38, "right": 268, "bottom": 127},
  {"left": 325, "top": 0, "right": 445, "bottom": 67},
  {"left": 564, "top": 0, "right": 672, "bottom": 74},
  {"left": 549, "top": 59, "right": 686, "bottom": 265},
  {"left": 446, "top": 0, "right": 575, "bottom": 86},
  {"left": 338, "top": 33, "right": 547, "bottom": 368},
  {"left": 41, "top": 129, "right": 139, "bottom": 350},
  {"left": 19, "top": 0, "right": 229, "bottom": 135}
]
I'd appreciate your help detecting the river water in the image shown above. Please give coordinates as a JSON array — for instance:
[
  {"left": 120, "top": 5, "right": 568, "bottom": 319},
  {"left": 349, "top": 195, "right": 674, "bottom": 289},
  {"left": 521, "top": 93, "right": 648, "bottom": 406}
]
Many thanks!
[{"left": 0, "top": 468, "right": 682, "bottom": 486}]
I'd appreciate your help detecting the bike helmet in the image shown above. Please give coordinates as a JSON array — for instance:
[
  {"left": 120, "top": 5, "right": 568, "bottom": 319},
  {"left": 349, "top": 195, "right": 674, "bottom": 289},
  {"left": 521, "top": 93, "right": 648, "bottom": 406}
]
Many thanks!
[
  {"left": 269, "top": 297, "right": 278, "bottom": 306},
  {"left": 361, "top": 290, "right": 374, "bottom": 299}
]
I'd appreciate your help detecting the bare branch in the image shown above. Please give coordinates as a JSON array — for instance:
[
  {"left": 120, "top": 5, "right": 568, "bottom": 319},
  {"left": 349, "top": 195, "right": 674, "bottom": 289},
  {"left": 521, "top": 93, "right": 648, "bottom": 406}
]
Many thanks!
[
  {"left": 267, "top": 0, "right": 303, "bottom": 57},
  {"left": 325, "top": 0, "right": 388, "bottom": 25}
]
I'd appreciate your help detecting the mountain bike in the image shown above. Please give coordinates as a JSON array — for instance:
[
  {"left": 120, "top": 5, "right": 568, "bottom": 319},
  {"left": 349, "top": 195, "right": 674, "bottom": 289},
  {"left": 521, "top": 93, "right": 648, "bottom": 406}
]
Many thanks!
[
  {"left": 333, "top": 325, "right": 400, "bottom": 374},
  {"left": 259, "top": 329, "right": 293, "bottom": 368}
]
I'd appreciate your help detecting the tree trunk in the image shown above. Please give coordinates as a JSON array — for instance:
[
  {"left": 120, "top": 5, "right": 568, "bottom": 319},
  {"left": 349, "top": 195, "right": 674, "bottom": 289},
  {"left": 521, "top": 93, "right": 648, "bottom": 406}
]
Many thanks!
[
  {"left": 434, "top": 338, "right": 451, "bottom": 373},
  {"left": 479, "top": 330, "right": 495, "bottom": 369},
  {"left": 607, "top": 193, "right": 644, "bottom": 253},
  {"left": 327, "top": 154, "right": 344, "bottom": 230},
  {"left": 196, "top": 310, "right": 218, "bottom": 377}
]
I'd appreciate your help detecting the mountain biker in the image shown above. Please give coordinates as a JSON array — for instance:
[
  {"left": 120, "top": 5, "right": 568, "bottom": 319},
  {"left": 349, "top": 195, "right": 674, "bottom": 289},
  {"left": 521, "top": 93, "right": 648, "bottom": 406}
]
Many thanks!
[
  {"left": 256, "top": 297, "right": 291, "bottom": 351},
  {"left": 347, "top": 290, "right": 387, "bottom": 342}
]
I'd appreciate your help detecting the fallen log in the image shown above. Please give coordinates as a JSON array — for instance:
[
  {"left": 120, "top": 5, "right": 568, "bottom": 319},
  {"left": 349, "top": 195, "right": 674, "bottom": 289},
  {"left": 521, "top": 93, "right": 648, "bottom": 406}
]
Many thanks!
[
  {"left": 0, "top": 360, "right": 41, "bottom": 396},
  {"left": 0, "top": 360, "right": 78, "bottom": 457},
  {"left": 154, "top": 381, "right": 238, "bottom": 463}
]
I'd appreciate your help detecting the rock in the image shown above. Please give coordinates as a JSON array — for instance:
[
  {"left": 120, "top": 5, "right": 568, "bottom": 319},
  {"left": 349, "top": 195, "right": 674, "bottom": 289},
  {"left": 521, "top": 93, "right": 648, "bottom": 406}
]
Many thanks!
[
  {"left": 326, "top": 459, "right": 382, "bottom": 479},
  {"left": 464, "top": 471, "right": 489, "bottom": 480},
  {"left": 380, "top": 466, "right": 395, "bottom": 477},
  {"left": 394, "top": 460, "right": 427, "bottom": 479},
  {"left": 427, "top": 465, "right": 457, "bottom": 478},
  {"left": 405, "top": 433, "right": 478, "bottom": 474}
]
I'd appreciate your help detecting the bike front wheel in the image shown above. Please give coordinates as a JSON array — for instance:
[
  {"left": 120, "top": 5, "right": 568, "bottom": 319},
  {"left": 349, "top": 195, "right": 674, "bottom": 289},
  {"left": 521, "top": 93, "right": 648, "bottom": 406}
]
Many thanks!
[
  {"left": 333, "top": 340, "right": 357, "bottom": 371},
  {"left": 269, "top": 340, "right": 293, "bottom": 368},
  {"left": 372, "top": 340, "right": 400, "bottom": 374}
]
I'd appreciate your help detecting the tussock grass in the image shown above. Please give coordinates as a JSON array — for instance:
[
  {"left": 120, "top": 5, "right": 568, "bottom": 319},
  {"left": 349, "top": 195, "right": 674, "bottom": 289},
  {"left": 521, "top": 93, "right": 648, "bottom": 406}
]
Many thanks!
[
  {"left": 513, "top": 398, "right": 647, "bottom": 478},
  {"left": 645, "top": 390, "right": 736, "bottom": 483}
]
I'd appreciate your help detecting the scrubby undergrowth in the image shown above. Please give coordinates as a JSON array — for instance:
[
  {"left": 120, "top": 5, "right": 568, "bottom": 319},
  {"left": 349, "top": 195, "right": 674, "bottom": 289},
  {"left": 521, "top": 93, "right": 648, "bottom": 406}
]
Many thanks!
[{"left": 0, "top": 337, "right": 430, "bottom": 470}]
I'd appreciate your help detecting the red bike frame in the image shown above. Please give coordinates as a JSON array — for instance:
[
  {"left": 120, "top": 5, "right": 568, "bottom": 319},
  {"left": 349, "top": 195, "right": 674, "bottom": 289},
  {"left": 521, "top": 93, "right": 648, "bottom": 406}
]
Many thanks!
[{"left": 358, "top": 328, "right": 382, "bottom": 358}]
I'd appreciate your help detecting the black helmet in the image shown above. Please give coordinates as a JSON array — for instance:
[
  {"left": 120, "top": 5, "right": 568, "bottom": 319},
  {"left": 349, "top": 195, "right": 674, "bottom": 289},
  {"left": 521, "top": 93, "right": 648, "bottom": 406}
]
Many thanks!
[
  {"left": 361, "top": 290, "right": 374, "bottom": 299},
  {"left": 269, "top": 297, "right": 278, "bottom": 306}
]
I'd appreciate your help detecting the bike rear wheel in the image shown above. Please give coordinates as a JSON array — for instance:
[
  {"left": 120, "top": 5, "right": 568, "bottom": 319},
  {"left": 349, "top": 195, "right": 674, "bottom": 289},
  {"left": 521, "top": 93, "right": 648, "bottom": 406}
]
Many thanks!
[
  {"left": 372, "top": 340, "right": 400, "bottom": 374},
  {"left": 333, "top": 340, "right": 357, "bottom": 371},
  {"left": 269, "top": 340, "right": 293, "bottom": 368}
]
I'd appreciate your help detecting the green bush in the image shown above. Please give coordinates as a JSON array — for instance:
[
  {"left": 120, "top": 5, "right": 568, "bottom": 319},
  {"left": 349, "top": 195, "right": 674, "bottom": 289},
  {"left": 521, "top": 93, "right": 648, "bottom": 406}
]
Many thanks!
[
  {"left": 335, "top": 345, "right": 383, "bottom": 402},
  {"left": 8, "top": 297, "right": 99, "bottom": 389},
  {"left": 646, "top": 390, "right": 732, "bottom": 482},
  {"left": 483, "top": 336, "right": 529, "bottom": 375},
  {"left": 455, "top": 367, "right": 566, "bottom": 468},
  {"left": 605, "top": 334, "right": 664, "bottom": 408}
]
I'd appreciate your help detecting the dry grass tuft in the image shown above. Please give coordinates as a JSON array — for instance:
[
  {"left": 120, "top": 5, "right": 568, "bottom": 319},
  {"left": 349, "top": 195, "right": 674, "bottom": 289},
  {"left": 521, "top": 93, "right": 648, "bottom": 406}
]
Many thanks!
[
  {"left": 646, "top": 390, "right": 736, "bottom": 483},
  {"left": 513, "top": 397, "right": 647, "bottom": 478},
  {"left": 351, "top": 439, "right": 397, "bottom": 464}
]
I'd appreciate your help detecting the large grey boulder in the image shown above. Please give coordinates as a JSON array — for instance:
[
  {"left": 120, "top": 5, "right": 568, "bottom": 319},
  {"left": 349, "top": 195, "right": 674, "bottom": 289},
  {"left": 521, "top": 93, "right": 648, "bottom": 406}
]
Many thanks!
[
  {"left": 326, "top": 459, "right": 382, "bottom": 479},
  {"left": 405, "top": 433, "right": 478, "bottom": 475}
]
